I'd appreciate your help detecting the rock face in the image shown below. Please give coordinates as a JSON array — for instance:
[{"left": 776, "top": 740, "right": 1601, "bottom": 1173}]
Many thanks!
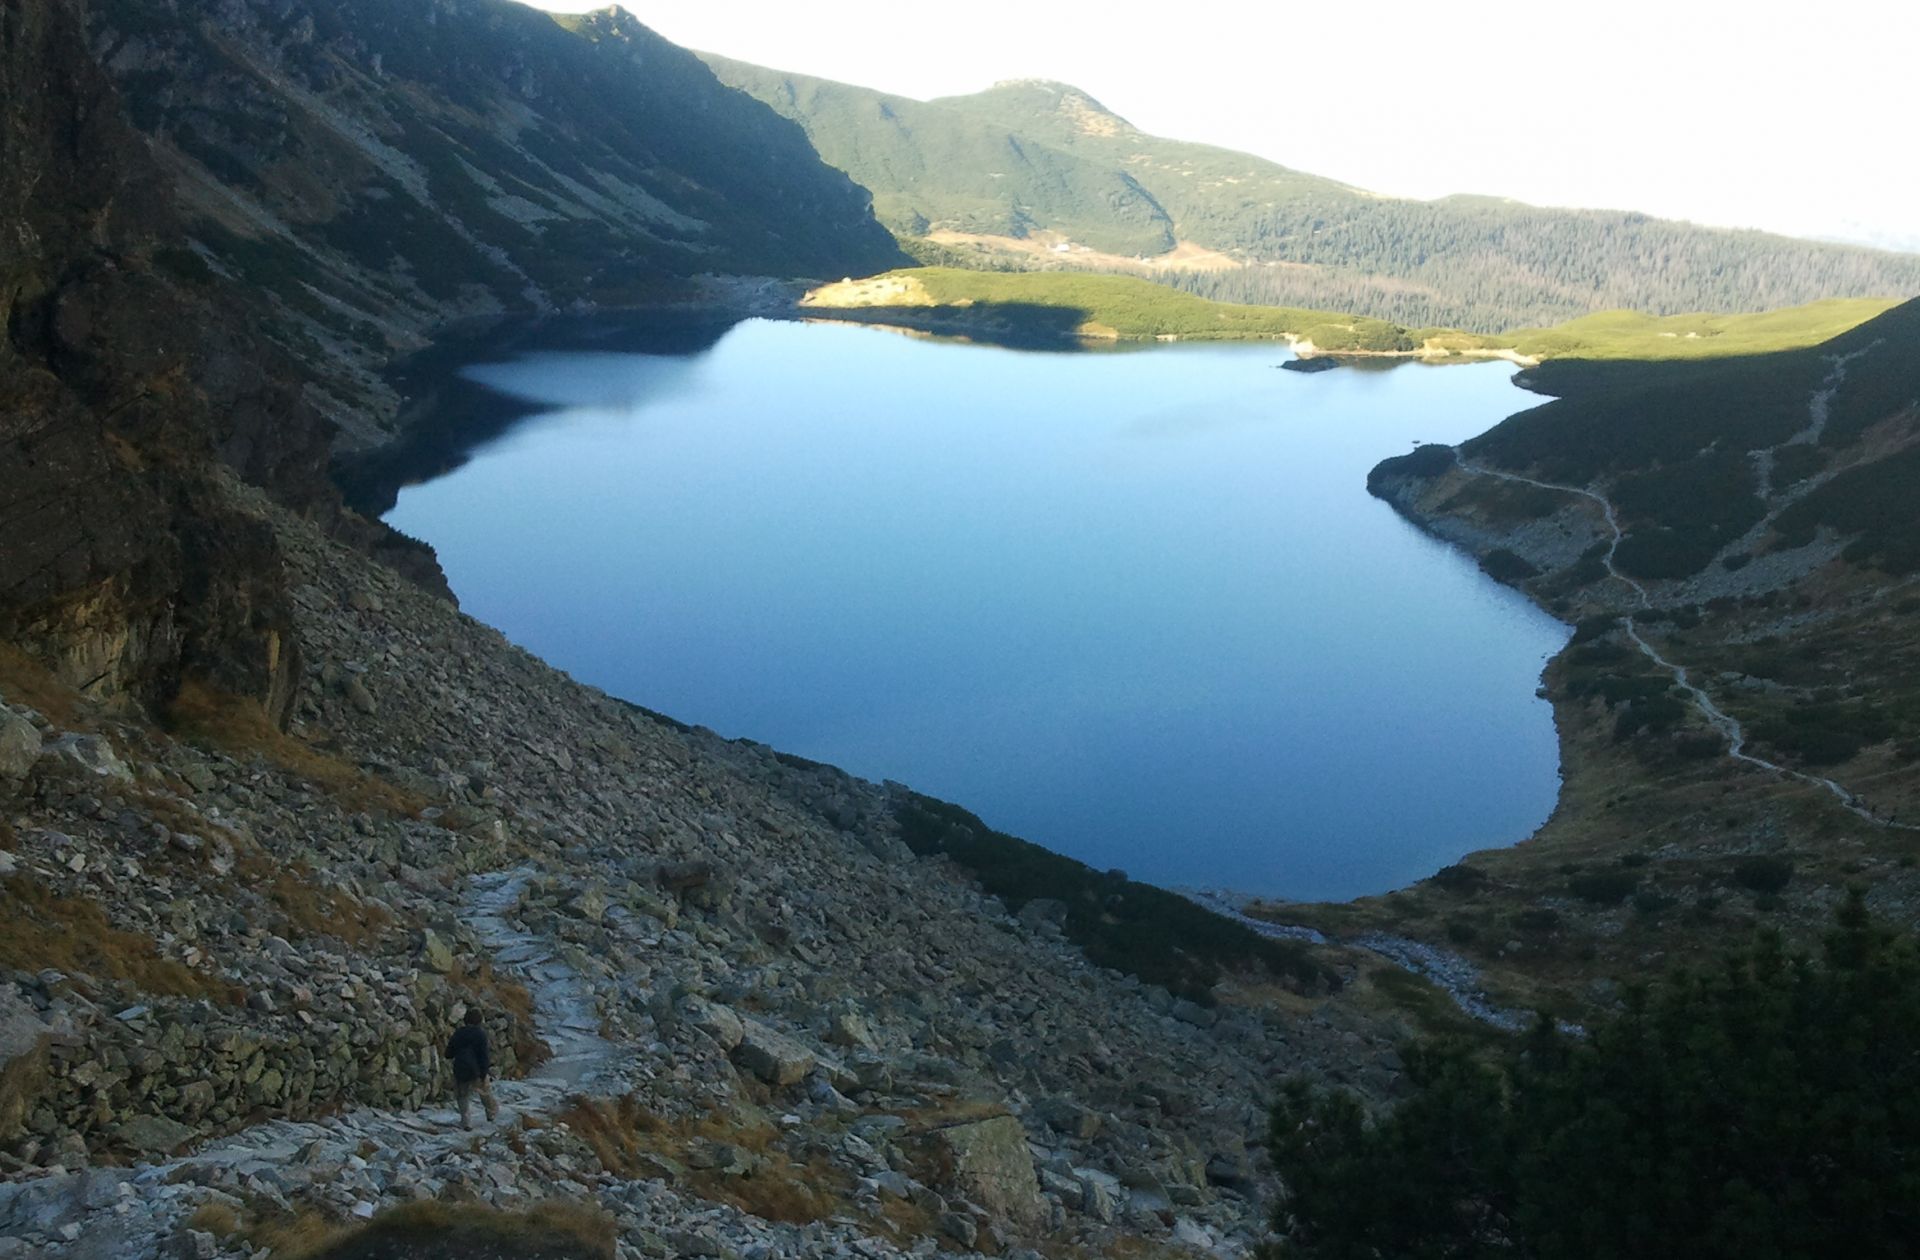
[
  {"left": 0, "top": 0, "right": 312, "bottom": 716},
  {"left": 83, "top": 0, "right": 907, "bottom": 454},
  {"left": 929, "top": 1116, "right": 1045, "bottom": 1229},
  {"left": 2, "top": 0, "right": 909, "bottom": 721}
]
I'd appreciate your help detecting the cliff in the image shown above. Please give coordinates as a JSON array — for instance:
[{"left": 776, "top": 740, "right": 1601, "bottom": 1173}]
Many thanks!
[
  {"left": 1, "top": 0, "right": 316, "bottom": 716},
  {"left": 85, "top": 0, "right": 906, "bottom": 450}
]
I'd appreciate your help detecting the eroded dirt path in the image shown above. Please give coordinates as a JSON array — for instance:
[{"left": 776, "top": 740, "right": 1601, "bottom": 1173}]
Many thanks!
[{"left": 1455, "top": 348, "right": 1916, "bottom": 833}]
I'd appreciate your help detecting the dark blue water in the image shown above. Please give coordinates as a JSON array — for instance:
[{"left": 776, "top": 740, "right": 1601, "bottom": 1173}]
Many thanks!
[{"left": 388, "top": 318, "right": 1567, "bottom": 900}]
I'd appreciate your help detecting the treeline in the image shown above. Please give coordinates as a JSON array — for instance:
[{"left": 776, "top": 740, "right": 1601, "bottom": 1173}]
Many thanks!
[
  {"left": 1268, "top": 894, "right": 1920, "bottom": 1258},
  {"left": 1157, "top": 202, "right": 1920, "bottom": 331},
  {"left": 706, "top": 56, "right": 1920, "bottom": 331}
]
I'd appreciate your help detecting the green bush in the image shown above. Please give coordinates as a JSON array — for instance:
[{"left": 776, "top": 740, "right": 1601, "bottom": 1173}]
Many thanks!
[
  {"left": 890, "top": 791, "right": 1338, "bottom": 1002},
  {"left": 1731, "top": 855, "right": 1795, "bottom": 895},
  {"left": 1481, "top": 549, "right": 1541, "bottom": 583},
  {"left": 1429, "top": 864, "right": 1490, "bottom": 894},
  {"left": 1513, "top": 907, "right": 1561, "bottom": 935},
  {"left": 1566, "top": 868, "right": 1640, "bottom": 905}
]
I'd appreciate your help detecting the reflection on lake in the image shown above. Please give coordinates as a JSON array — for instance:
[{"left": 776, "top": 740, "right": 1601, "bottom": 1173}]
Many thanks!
[{"left": 387, "top": 318, "right": 1567, "bottom": 900}]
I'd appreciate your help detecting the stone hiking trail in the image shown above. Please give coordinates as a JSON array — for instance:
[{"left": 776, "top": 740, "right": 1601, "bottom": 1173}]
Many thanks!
[
  {"left": 1190, "top": 892, "right": 1546, "bottom": 1035},
  {"left": 62, "top": 866, "right": 632, "bottom": 1247},
  {"left": 1457, "top": 346, "right": 1917, "bottom": 836}
]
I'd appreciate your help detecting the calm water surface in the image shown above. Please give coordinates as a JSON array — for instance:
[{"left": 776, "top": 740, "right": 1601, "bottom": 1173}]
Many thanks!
[{"left": 388, "top": 318, "right": 1567, "bottom": 900}]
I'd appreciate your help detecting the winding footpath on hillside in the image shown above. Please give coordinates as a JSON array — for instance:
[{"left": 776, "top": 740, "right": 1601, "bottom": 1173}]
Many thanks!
[
  {"left": 196, "top": 867, "right": 627, "bottom": 1158},
  {"left": 29, "top": 868, "right": 636, "bottom": 1256},
  {"left": 1457, "top": 347, "right": 1917, "bottom": 835}
]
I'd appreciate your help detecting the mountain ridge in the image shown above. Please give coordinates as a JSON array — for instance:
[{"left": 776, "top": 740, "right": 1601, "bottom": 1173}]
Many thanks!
[
  {"left": 703, "top": 55, "right": 1920, "bottom": 331},
  {"left": 85, "top": 0, "right": 906, "bottom": 452}
]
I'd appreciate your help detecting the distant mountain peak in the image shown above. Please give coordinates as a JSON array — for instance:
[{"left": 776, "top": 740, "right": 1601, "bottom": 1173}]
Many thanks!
[
  {"left": 558, "top": 4, "right": 664, "bottom": 48},
  {"left": 981, "top": 78, "right": 1135, "bottom": 137}
]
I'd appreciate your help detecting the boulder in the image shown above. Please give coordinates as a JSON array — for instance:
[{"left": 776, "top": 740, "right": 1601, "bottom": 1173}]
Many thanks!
[
  {"left": 656, "top": 860, "right": 715, "bottom": 894},
  {"left": 343, "top": 676, "right": 378, "bottom": 716},
  {"left": 116, "top": 1114, "right": 196, "bottom": 1155},
  {"left": 1170, "top": 998, "right": 1218, "bottom": 1029},
  {"left": 679, "top": 996, "right": 744, "bottom": 1051},
  {"left": 927, "top": 1115, "right": 1043, "bottom": 1228},
  {"left": 417, "top": 929, "right": 455, "bottom": 974},
  {"left": 566, "top": 886, "right": 607, "bottom": 923},
  {"left": 1017, "top": 898, "right": 1068, "bottom": 934},
  {"left": 1034, "top": 1096, "right": 1102, "bottom": 1140},
  {"left": 731, "top": 1019, "right": 815, "bottom": 1086},
  {"left": 44, "top": 734, "right": 132, "bottom": 784},
  {"left": 0, "top": 710, "right": 39, "bottom": 786},
  {"left": 827, "top": 1009, "right": 879, "bottom": 1053}
]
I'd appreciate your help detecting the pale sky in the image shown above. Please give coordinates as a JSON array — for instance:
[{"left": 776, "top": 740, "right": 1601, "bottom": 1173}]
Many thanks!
[{"left": 521, "top": 0, "right": 1919, "bottom": 251}]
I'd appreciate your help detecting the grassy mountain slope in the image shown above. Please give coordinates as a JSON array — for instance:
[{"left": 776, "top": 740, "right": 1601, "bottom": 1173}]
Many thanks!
[
  {"left": 803, "top": 268, "right": 1897, "bottom": 361},
  {"left": 705, "top": 63, "right": 1920, "bottom": 331},
  {"left": 1466, "top": 299, "right": 1920, "bottom": 578},
  {"left": 799, "top": 268, "right": 1420, "bottom": 349},
  {"left": 1337, "top": 298, "right": 1920, "bottom": 1020},
  {"left": 700, "top": 57, "right": 1176, "bottom": 257},
  {"left": 89, "top": 0, "right": 905, "bottom": 447}
]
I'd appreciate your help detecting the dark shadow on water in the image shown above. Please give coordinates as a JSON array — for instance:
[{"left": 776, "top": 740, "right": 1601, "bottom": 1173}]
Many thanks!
[
  {"left": 798, "top": 300, "right": 1149, "bottom": 355},
  {"left": 334, "top": 309, "right": 743, "bottom": 517}
]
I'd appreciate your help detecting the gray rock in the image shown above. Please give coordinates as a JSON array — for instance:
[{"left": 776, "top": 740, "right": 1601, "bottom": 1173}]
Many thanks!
[
  {"left": 1017, "top": 898, "right": 1068, "bottom": 934},
  {"left": 44, "top": 734, "right": 133, "bottom": 783},
  {"left": 680, "top": 996, "right": 744, "bottom": 1051},
  {"left": 417, "top": 929, "right": 455, "bottom": 974},
  {"left": 116, "top": 1114, "right": 197, "bottom": 1155},
  {"left": 926, "top": 1115, "right": 1043, "bottom": 1227},
  {"left": 343, "top": 676, "right": 378, "bottom": 716},
  {"left": 827, "top": 1009, "right": 879, "bottom": 1053},
  {"left": 731, "top": 1019, "right": 815, "bottom": 1086},
  {"left": 1035, "top": 1096, "right": 1102, "bottom": 1140},
  {"left": 0, "top": 709, "right": 39, "bottom": 786},
  {"left": 1170, "top": 998, "right": 1218, "bottom": 1029}
]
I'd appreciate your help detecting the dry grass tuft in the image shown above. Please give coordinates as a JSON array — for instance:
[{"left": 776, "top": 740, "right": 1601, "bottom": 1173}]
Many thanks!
[
  {"left": 296, "top": 1199, "right": 616, "bottom": 1259},
  {"left": 184, "top": 1202, "right": 242, "bottom": 1237},
  {"left": 555, "top": 1095, "right": 663, "bottom": 1178},
  {"left": 0, "top": 875, "right": 240, "bottom": 1004},
  {"left": 0, "top": 643, "right": 85, "bottom": 727},
  {"left": 167, "top": 679, "right": 427, "bottom": 818},
  {"left": 557, "top": 1096, "right": 881, "bottom": 1229},
  {"left": 232, "top": 1206, "right": 348, "bottom": 1259}
]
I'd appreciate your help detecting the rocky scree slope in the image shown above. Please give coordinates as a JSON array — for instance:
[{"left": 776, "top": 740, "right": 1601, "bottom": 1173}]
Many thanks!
[
  {"left": 0, "top": 4, "right": 1384, "bottom": 1254},
  {"left": 86, "top": 0, "right": 906, "bottom": 449},
  {"left": 1344, "top": 299, "right": 1920, "bottom": 1013},
  {"left": 0, "top": 488, "right": 1394, "bottom": 1257}
]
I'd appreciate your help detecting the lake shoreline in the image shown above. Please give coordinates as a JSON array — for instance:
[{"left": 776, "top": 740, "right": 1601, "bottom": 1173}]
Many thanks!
[{"left": 385, "top": 320, "right": 1565, "bottom": 902}]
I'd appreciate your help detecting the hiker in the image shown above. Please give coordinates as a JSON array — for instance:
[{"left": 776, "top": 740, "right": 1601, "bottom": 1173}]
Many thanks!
[{"left": 446, "top": 1008, "right": 499, "bottom": 1128}]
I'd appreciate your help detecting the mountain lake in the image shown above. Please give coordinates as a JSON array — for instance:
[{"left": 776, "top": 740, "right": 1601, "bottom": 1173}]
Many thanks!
[{"left": 383, "top": 316, "right": 1569, "bottom": 901}]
